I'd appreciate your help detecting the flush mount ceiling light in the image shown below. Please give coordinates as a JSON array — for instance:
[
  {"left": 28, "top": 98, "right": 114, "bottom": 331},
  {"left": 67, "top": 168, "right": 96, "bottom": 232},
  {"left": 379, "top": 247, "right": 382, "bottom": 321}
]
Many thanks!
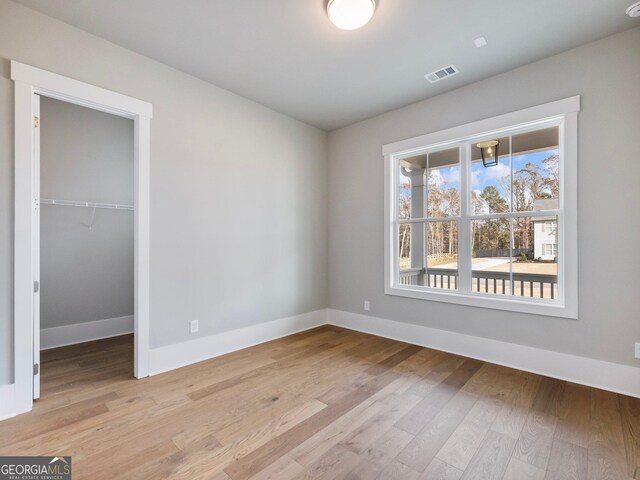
[
  {"left": 626, "top": 1, "right": 640, "bottom": 17},
  {"left": 327, "top": 0, "right": 376, "bottom": 30}
]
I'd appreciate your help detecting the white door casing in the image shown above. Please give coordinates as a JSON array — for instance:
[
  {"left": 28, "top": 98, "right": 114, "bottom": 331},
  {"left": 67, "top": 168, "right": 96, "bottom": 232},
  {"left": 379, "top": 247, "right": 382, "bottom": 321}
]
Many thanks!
[{"left": 11, "top": 61, "right": 152, "bottom": 414}]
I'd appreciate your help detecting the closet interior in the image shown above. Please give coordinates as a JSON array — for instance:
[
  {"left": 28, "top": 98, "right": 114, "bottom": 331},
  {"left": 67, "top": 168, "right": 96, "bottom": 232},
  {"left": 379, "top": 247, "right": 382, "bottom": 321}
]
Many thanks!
[{"left": 38, "top": 96, "right": 135, "bottom": 398}]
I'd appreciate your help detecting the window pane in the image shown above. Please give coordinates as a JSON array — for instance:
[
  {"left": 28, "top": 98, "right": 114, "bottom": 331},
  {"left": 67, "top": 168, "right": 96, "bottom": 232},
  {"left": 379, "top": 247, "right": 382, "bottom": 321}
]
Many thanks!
[
  {"left": 428, "top": 147, "right": 460, "bottom": 218},
  {"left": 512, "top": 215, "right": 559, "bottom": 299},
  {"left": 511, "top": 127, "right": 560, "bottom": 212},
  {"left": 471, "top": 136, "right": 511, "bottom": 214},
  {"left": 398, "top": 155, "right": 426, "bottom": 219},
  {"left": 398, "top": 222, "right": 426, "bottom": 286},
  {"left": 398, "top": 223, "right": 412, "bottom": 270},
  {"left": 426, "top": 221, "right": 458, "bottom": 290},
  {"left": 397, "top": 220, "right": 459, "bottom": 290},
  {"left": 471, "top": 218, "right": 511, "bottom": 295}
]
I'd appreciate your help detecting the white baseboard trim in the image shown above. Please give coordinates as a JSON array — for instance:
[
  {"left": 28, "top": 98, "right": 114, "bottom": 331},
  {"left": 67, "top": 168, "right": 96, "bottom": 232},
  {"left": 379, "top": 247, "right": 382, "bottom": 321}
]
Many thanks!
[
  {"left": 0, "top": 384, "right": 16, "bottom": 421},
  {"left": 148, "top": 309, "right": 327, "bottom": 376},
  {"left": 3, "top": 307, "right": 635, "bottom": 423},
  {"left": 328, "top": 309, "right": 640, "bottom": 399},
  {"left": 41, "top": 315, "right": 134, "bottom": 350}
]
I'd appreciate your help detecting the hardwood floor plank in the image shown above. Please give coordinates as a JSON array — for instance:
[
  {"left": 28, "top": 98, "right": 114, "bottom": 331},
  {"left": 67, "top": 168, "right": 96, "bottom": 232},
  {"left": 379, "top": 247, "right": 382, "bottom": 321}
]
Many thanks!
[
  {"left": 375, "top": 460, "right": 420, "bottom": 480},
  {"left": 0, "top": 401, "right": 111, "bottom": 449},
  {"left": 442, "top": 359, "right": 485, "bottom": 390},
  {"left": 491, "top": 371, "right": 541, "bottom": 439},
  {"left": 555, "top": 383, "right": 591, "bottom": 449},
  {"left": 396, "top": 359, "right": 482, "bottom": 435},
  {"left": 512, "top": 411, "right": 557, "bottom": 470},
  {"left": 342, "top": 426, "right": 415, "bottom": 479},
  {"left": 370, "top": 426, "right": 415, "bottom": 457},
  {"left": 396, "top": 392, "right": 478, "bottom": 472},
  {"left": 288, "top": 374, "right": 415, "bottom": 469},
  {"left": 544, "top": 438, "right": 588, "bottom": 480},
  {"left": 213, "top": 399, "right": 328, "bottom": 445},
  {"left": 1, "top": 395, "right": 159, "bottom": 457},
  {"left": 80, "top": 439, "right": 180, "bottom": 480},
  {"left": 502, "top": 457, "right": 546, "bottom": 480},
  {"left": 436, "top": 393, "right": 504, "bottom": 470},
  {"left": 531, "top": 377, "right": 565, "bottom": 416},
  {"left": 293, "top": 444, "right": 361, "bottom": 480},
  {"left": 588, "top": 389, "right": 629, "bottom": 480},
  {"left": 461, "top": 364, "right": 520, "bottom": 398},
  {"left": 186, "top": 369, "right": 264, "bottom": 402},
  {"left": 224, "top": 371, "right": 401, "bottom": 479},
  {"left": 419, "top": 459, "right": 463, "bottom": 480},
  {"left": 207, "top": 472, "right": 232, "bottom": 480},
  {"left": 364, "top": 344, "right": 422, "bottom": 376},
  {"left": 339, "top": 393, "right": 421, "bottom": 455},
  {"left": 246, "top": 455, "right": 304, "bottom": 480},
  {"left": 404, "top": 354, "right": 466, "bottom": 399},
  {"left": 460, "top": 430, "right": 515, "bottom": 480},
  {"left": 120, "top": 447, "right": 191, "bottom": 480},
  {"left": 619, "top": 395, "right": 640, "bottom": 479},
  {"left": 390, "top": 348, "right": 444, "bottom": 377},
  {"left": 343, "top": 449, "right": 390, "bottom": 480},
  {"left": 289, "top": 398, "right": 385, "bottom": 467}
]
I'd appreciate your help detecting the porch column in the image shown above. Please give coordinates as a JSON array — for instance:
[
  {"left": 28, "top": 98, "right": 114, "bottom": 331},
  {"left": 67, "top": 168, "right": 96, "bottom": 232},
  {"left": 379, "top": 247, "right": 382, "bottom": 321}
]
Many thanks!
[{"left": 409, "top": 168, "right": 426, "bottom": 285}]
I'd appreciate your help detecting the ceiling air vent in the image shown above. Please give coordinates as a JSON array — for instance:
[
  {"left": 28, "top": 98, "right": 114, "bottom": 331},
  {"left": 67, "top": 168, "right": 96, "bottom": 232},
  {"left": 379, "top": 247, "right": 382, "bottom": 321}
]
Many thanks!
[{"left": 424, "top": 65, "right": 459, "bottom": 84}]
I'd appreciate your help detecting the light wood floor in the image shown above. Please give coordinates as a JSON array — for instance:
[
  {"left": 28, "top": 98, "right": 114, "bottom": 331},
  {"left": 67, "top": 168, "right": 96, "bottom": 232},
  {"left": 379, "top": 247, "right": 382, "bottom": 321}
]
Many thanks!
[{"left": 1, "top": 327, "right": 638, "bottom": 479}]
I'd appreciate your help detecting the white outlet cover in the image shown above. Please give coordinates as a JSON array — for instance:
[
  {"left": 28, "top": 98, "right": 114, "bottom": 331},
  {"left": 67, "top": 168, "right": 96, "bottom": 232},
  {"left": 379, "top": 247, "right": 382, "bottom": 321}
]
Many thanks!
[
  {"left": 363, "top": 301, "right": 370, "bottom": 311},
  {"left": 635, "top": 342, "right": 640, "bottom": 359},
  {"left": 190, "top": 320, "right": 199, "bottom": 334}
]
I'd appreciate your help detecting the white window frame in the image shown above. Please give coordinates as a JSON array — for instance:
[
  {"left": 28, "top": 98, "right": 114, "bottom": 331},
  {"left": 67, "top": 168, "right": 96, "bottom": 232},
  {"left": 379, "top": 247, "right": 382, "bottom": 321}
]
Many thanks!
[{"left": 383, "top": 96, "right": 579, "bottom": 319}]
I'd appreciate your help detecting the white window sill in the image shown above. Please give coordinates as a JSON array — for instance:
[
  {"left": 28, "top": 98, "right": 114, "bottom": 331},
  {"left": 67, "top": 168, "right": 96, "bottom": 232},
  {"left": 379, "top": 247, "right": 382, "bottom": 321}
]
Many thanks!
[{"left": 386, "top": 285, "right": 578, "bottom": 319}]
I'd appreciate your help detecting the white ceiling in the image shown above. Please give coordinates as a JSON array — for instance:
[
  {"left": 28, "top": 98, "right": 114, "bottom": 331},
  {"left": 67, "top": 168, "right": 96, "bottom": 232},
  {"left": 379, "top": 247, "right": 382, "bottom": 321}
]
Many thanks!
[{"left": 14, "top": 0, "right": 639, "bottom": 130}]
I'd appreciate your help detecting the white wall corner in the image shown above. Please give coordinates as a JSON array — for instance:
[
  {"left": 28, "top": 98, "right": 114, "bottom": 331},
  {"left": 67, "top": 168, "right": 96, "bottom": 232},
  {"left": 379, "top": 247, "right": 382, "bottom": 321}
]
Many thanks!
[
  {"left": 148, "top": 309, "right": 327, "bottom": 376},
  {"left": 327, "top": 309, "right": 640, "bottom": 399},
  {"left": 41, "top": 315, "right": 134, "bottom": 350}
]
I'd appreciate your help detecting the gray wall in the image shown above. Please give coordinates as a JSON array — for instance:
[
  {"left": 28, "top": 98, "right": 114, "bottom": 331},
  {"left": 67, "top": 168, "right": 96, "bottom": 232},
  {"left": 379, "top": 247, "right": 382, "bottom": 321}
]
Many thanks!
[
  {"left": 40, "top": 97, "right": 134, "bottom": 330},
  {"left": 328, "top": 26, "right": 640, "bottom": 367},
  {"left": 0, "top": 0, "right": 328, "bottom": 384}
]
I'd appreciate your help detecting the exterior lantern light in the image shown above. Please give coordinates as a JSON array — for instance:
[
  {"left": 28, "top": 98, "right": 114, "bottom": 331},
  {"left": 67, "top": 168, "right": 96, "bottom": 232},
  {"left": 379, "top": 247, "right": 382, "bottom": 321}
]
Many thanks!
[{"left": 477, "top": 140, "right": 499, "bottom": 167}]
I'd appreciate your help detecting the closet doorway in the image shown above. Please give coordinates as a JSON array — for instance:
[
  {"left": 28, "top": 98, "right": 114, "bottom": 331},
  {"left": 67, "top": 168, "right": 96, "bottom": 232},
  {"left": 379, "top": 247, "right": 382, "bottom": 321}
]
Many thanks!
[
  {"left": 12, "top": 61, "right": 152, "bottom": 414},
  {"left": 36, "top": 96, "right": 135, "bottom": 399}
]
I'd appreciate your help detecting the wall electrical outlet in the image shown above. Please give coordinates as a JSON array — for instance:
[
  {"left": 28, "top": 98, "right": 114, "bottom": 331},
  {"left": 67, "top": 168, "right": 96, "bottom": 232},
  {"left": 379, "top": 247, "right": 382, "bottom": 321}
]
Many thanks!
[
  {"left": 363, "top": 300, "right": 370, "bottom": 312},
  {"left": 190, "top": 319, "right": 199, "bottom": 334},
  {"left": 635, "top": 342, "right": 640, "bottom": 359}
]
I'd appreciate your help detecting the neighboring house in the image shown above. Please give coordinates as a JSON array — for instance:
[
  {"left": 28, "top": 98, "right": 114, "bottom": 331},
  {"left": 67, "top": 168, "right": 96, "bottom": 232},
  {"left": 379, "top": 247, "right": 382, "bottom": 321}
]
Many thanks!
[{"left": 533, "top": 198, "right": 558, "bottom": 261}]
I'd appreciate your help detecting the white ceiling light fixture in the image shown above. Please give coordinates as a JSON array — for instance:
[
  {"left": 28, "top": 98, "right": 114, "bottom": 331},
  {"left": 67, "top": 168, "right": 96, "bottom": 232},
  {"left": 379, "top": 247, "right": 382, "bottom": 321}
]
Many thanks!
[
  {"left": 626, "top": 1, "right": 640, "bottom": 17},
  {"left": 327, "top": 0, "right": 376, "bottom": 30}
]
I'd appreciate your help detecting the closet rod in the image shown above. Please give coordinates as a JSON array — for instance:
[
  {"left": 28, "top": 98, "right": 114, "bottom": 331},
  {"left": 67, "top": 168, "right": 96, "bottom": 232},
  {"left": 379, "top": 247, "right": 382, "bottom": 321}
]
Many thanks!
[{"left": 40, "top": 198, "right": 134, "bottom": 211}]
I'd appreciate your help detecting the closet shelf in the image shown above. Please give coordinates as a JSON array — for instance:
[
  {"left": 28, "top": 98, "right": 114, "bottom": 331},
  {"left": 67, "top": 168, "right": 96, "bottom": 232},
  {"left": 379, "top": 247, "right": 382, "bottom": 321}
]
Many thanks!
[{"left": 40, "top": 198, "right": 134, "bottom": 211}]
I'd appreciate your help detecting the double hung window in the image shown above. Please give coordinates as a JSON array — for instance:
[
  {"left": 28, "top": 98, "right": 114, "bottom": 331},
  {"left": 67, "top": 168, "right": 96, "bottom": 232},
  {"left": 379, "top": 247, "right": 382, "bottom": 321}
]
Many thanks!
[{"left": 383, "top": 97, "right": 579, "bottom": 318}]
